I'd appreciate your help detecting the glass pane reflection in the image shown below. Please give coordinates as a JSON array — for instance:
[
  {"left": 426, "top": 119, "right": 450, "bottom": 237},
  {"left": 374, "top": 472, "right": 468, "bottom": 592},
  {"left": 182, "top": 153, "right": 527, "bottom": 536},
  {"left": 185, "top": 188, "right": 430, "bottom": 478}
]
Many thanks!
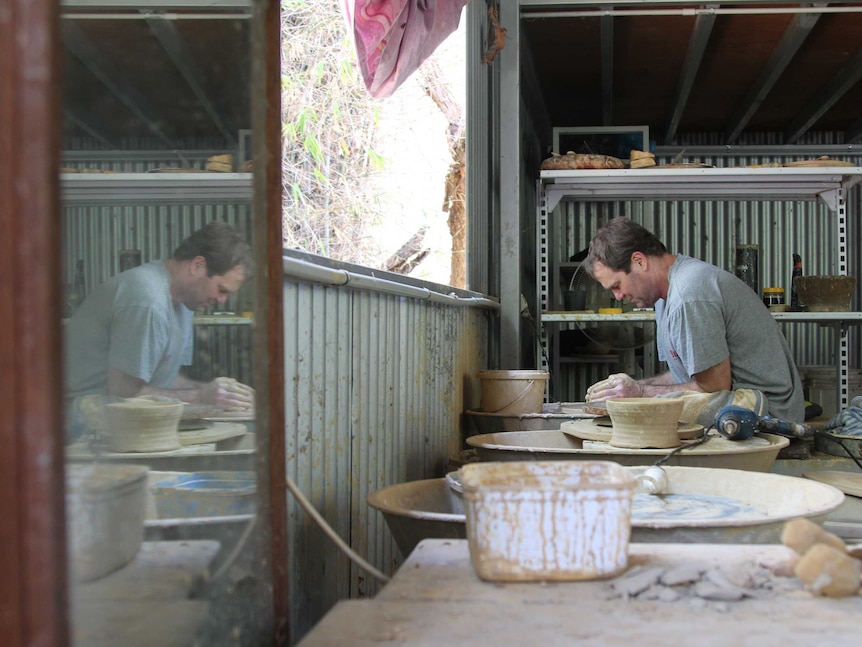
[{"left": 61, "top": 6, "right": 263, "bottom": 646}]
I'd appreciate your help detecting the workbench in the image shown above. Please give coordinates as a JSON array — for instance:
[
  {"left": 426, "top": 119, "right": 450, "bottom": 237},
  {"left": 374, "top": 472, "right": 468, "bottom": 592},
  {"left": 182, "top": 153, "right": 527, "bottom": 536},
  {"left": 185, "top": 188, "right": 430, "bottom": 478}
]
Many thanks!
[
  {"left": 71, "top": 540, "right": 219, "bottom": 647},
  {"left": 298, "top": 539, "right": 862, "bottom": 646}
]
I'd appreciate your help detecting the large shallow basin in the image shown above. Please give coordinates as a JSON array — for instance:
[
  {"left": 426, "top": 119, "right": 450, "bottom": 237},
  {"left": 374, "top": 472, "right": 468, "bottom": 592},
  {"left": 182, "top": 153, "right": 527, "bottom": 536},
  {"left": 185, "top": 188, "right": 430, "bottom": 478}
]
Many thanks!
[
  {"left": 368, "top": 467, "right": 845, "bottom": 557},
  {"left": 466, "top": 430, "right": 789, "bottom": 472}
]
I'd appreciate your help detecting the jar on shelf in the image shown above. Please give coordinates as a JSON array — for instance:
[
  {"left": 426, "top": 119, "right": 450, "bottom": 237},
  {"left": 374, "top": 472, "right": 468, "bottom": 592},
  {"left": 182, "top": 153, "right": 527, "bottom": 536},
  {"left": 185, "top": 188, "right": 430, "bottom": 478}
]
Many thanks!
[{"left": 762, "top": 287, "right": 786, "bottom": 311}]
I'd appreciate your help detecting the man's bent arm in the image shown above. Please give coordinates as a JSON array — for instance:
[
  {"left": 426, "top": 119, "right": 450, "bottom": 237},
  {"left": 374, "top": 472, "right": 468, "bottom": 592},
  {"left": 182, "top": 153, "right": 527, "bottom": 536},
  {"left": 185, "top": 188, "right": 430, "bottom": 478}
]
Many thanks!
[{"left": 107, "top": 366, "right": 206, "bottom": 403}]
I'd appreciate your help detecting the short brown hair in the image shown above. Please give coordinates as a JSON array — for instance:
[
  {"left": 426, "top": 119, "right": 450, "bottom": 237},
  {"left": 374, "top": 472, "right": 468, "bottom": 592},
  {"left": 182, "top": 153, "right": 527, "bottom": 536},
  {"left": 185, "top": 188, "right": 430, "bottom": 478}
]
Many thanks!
[
  {"left": 173, "top": 221, "right": 253, "bottom": 278},
  {"left": 585, "top": 217, "right": 667, "bottom": 275}
]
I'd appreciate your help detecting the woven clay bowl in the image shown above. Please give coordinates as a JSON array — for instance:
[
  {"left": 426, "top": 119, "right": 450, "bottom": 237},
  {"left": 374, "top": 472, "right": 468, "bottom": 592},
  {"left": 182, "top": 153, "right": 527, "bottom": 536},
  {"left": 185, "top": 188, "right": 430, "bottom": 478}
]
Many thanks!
[
  {"left": 794, "top": 275, "right": 856, "bottom": 312},
  {"left": 605, "top": 397, "right": 685, "bottom": 449},
  {"left": 104, "top": 398, "right": 183, "bottom": 452}
]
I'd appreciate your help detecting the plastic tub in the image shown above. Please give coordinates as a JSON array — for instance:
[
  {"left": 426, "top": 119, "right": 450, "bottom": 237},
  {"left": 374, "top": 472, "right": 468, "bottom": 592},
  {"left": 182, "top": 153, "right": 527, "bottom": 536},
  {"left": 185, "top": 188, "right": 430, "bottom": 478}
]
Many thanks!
[
  {"left": 476, "top": 370, "right": 549, "bottom": 415},
  {"left": 151, "top": 471, "right": 256, "bottom": 518},
  {"left": 459, "top": 461, "right": 635, "bottom": 581}
]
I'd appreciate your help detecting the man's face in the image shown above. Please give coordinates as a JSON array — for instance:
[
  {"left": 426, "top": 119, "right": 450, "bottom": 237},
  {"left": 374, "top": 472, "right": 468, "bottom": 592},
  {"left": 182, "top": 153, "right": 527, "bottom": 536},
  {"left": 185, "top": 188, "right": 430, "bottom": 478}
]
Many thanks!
[
  {"left": 591, "top": 256, "right": 657, "bottom": 308},
  {"left": 186, "top": 260, "right": 247, "bottom": 311}
]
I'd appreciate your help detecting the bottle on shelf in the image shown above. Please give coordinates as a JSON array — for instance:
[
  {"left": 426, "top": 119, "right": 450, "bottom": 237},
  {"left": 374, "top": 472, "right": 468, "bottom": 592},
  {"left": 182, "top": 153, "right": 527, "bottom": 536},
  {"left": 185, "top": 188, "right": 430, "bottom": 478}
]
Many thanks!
[
  {"left": 790, "top": 253, "right": 803, "bottom": 310},
  {"left": 68, "top": 259, "right": 86, "bottom": 314}
]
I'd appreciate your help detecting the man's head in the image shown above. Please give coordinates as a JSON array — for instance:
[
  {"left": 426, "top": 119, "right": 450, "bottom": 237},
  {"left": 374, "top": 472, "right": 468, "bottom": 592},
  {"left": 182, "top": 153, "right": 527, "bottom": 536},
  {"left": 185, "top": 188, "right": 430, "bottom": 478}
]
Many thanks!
[
  {"left": 171, "top": 221, "right": 253, "bottom": 311},
  {"left": 585, "top": 217, "right": 670, "bottom": 308}
]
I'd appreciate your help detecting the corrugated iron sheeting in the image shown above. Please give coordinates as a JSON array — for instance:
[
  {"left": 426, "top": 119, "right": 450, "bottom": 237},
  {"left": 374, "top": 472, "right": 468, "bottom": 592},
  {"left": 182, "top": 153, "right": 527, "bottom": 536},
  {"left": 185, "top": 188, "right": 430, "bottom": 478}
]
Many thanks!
[
  {"left": 547, "top": 147, "right": 862, "bottom": 400},
  {"left": 283, "top": 276, "right": 488, "bottom": 640}
]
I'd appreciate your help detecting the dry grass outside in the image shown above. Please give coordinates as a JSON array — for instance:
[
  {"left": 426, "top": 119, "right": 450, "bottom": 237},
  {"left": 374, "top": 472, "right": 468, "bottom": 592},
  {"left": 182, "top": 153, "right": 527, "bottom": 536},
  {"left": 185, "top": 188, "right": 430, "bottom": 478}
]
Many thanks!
[
  {"left": 280, "top": 1, "right": 466, "bottom": 286},
  {"left": 280, "top": 0, "right": 388, "bottom": 264}
]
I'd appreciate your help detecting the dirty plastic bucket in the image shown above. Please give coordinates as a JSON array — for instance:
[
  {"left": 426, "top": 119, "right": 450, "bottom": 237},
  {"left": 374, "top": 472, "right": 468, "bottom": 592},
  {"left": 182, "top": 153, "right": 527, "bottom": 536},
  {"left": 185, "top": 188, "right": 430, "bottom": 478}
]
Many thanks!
[
  {"left": 477, "top": 370, "right": 549, "bottom": 415},
  {"left": 459, "top": 461, "right": 635, "bottom": 581}
]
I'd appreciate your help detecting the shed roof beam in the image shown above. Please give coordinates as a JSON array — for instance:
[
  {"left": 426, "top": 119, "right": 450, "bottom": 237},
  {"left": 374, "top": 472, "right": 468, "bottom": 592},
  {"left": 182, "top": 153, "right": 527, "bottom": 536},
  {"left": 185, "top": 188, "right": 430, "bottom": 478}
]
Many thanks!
[
  {"left": 63, "top": 110, "right": 116, "bottom": 148},
  {"left": 663, "top": 9, "right": 715, "bottom": 144},
  {"left": 845, "top": 116, "right": 862, "bottom": 144},
  {"left": 784, "top": 43, "right": 862, "bottom": 144},
  {"left": 725, "top": 11, "right": 819, "bottom": 144},
  {"left": 62, "top": 20, "right": 177, "bottom": 148},
  {"left": 144, "top": 14, "right": 237, "bottom": 146},
  {"left": 601, "top": 14, "right": 613, "bottom": 125}
]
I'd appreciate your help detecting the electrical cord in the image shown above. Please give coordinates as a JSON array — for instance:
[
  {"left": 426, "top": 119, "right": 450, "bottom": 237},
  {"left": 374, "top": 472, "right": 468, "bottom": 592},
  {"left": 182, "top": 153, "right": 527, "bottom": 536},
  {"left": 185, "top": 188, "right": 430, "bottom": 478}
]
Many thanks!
[
  {"left": 523, "top": 311, "right": 557, "bottom": 402},
  {"left": 284, "top": 474, "right": 391, "bottom": 584},
  {"left": 813, "top": 430, "right": 862, "bottom": 472},
  {"left": 209, "top": 515, "right": 257, "bottom": 581},
  {"left": 653, "top": 429, "right": 713, "bottom": 467}
]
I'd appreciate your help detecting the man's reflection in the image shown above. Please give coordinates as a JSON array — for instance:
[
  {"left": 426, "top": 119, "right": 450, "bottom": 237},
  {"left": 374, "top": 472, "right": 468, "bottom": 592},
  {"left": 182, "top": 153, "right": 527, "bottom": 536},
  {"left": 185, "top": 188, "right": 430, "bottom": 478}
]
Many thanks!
[{"left": 64, "top": 220, "right": 254, "bottom": 442}]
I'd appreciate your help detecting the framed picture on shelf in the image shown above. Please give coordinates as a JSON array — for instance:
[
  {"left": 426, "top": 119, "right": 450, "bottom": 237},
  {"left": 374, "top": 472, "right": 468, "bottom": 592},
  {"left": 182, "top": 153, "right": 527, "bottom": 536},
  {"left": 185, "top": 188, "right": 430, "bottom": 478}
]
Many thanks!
[{"left": 552, "top": 125, "right": 650, "bottom": 159}]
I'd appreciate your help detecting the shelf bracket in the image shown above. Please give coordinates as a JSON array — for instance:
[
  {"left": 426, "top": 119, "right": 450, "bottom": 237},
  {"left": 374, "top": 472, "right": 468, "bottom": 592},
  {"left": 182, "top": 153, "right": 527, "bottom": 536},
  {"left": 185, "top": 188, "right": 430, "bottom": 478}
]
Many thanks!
[
  {"left": 818, "top": 188, "right": 838, "bottom": 211},
  {"left": 545, "top": 189, "right": 564, "bottom": 212}
]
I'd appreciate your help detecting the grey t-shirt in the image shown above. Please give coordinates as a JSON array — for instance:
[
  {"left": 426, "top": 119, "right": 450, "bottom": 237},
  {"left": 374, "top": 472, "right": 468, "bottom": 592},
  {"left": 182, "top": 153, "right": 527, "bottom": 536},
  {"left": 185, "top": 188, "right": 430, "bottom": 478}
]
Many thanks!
[
  {"left": 65, "top": 261, "right": 194, "bottom": 404},
  {"left": 656, "top": 254, "right": 804, "bottom": 421}
]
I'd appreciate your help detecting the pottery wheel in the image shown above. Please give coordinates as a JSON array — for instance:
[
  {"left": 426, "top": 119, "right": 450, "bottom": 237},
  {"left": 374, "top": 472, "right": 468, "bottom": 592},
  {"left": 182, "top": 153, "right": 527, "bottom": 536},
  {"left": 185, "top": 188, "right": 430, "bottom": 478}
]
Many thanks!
[
  {"left": 803, "top": 470, "right": 862, "bottom": 498},
  {"left": 577, "top": 433, "right": 772, "bottom": 455},
  {"left": 561, "top": 417, "right": 704, "bottom": 443},
  {"left": 177, "top": 422, "right": 247, "bottom": 446},
  {"left": 204, "top": 408, "right": 255, "bottom": 422}
]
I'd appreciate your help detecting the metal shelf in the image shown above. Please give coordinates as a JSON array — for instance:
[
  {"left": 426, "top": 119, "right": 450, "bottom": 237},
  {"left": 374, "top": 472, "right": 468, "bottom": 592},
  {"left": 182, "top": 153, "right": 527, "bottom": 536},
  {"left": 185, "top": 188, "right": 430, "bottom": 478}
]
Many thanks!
[
  {"left": 542, "top": 311, "right": 656, "bottom": 323},
  {"left": 540, "top": 166, "right": 862, "bottom": 211},
  {"left": 61, "top": 172, "right": 253, "bottom": 205},
  {"left": 542, "top": 311, "right": 862, "bottom": 324},
  {"left": 194, "top": 315, "right": 254, "bottom": 325}
]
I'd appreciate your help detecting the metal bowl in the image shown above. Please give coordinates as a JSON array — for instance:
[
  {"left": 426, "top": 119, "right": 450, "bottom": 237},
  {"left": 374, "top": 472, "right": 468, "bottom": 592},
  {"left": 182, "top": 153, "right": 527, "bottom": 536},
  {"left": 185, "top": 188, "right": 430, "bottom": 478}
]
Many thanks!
[
  {"left": 368, "top": 466, "right": 845, "bottom": 557},
  {"left": 465, "top": 429, "right": 788, "bottom": 472}
]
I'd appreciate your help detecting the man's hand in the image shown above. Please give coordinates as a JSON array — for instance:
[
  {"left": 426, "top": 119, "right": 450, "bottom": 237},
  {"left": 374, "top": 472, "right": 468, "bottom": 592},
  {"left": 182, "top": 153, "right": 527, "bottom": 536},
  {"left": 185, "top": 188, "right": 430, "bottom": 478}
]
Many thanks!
[
  {"left": 200, "top": 377, "right": 255, "bottom": 411},
  {"left": 585, "top": 373, "right": 644, "bottom": 402}
]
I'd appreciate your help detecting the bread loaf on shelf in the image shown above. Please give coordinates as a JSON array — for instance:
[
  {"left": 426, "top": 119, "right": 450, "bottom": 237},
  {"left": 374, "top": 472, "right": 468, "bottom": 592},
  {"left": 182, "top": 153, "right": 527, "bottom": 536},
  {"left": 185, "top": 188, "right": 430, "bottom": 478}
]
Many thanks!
[
  {"left": 206, "top": 154, "right": 234, "bottom": 172},
  {"left": 540, "top": 151, "right": 624, "bottom": 170},
  {"left": 629, "top": 150, "right": 656, "bottom": 168}
]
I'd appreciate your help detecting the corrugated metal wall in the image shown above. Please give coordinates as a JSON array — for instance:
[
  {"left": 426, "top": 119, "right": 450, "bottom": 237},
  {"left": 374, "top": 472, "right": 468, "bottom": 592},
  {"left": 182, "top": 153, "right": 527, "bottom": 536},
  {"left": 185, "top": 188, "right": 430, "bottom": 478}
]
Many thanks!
[
  {"left": 546, "top": 141, "right": 862, "bottom": 401},
  {"left": 282, "top": 272, "right": 489, "bottom": 641}
]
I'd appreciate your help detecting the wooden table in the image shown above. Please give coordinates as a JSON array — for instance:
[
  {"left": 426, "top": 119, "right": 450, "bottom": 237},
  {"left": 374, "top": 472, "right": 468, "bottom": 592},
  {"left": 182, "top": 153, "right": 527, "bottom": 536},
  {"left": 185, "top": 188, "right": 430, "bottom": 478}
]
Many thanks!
[
  {"left": 71, "top": 540, "right": 219, "bottom": 647},
  {"left": 299, "top": 539, "right": 862, "bottom": 646}
]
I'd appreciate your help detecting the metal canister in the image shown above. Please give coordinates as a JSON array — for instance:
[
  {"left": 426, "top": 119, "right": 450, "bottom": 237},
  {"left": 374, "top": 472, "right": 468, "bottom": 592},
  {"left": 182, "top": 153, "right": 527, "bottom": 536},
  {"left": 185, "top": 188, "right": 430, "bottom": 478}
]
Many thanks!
[
  {"left": 119, "top": 249, "right": 142, "bottom": 273},
  {"left": 734, "top": 244, "right": 759, "bottom": 294}
]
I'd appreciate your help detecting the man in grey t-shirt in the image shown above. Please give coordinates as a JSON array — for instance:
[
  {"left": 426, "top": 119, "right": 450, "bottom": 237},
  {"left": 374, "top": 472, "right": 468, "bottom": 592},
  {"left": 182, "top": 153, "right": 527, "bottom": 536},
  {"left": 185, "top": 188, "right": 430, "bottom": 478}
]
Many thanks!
[
  {"left": 65, "top": 221, "right": 256, "bottom": 440},
  {"left": 582, "top": 217, "right": 804, "bottom": 422}
]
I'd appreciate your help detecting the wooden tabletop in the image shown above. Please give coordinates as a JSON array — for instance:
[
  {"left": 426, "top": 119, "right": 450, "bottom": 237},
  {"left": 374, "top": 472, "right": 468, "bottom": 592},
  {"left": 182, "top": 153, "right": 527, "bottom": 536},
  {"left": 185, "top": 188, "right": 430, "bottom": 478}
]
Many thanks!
[
  {"left": 71, "top": 540, "right": 219, "bottom": 647},
  {"left": 299, "top": 539, "right": 862, "bottom": 646}
]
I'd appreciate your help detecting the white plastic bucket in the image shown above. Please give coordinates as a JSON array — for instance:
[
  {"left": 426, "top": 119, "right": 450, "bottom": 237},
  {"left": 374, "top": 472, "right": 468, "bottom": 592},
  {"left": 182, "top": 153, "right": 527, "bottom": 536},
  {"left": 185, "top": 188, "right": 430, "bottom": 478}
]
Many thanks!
[
  {"left": 477, "top": 370, "right": 549, "bottom": 415},
  {"left": 66, "top": 463, "right": 149, "bottom": 582},
  {"left": 460, "top": 461, "right": 635, "bottom": 581}
]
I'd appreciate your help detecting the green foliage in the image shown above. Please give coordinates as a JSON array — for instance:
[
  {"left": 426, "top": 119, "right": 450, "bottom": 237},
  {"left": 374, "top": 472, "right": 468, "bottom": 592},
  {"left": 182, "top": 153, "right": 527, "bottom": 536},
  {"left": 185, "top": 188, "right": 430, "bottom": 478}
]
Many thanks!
[{"left": 280, "top": 0, "right": 386, "bottom": 263}]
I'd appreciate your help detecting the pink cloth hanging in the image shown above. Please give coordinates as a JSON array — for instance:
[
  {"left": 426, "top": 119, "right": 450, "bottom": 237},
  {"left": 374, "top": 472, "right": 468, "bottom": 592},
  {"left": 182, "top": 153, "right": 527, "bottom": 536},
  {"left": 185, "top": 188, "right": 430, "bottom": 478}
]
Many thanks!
[{"left": 342, "top": 0, "right": 469, "bottom": 99}]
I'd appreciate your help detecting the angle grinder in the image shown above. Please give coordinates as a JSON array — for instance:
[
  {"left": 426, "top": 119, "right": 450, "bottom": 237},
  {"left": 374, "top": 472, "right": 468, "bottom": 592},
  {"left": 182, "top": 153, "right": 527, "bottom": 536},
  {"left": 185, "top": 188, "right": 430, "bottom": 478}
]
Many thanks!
[{"left": 714, "top": 405, "right": 817, "bottom": 441}]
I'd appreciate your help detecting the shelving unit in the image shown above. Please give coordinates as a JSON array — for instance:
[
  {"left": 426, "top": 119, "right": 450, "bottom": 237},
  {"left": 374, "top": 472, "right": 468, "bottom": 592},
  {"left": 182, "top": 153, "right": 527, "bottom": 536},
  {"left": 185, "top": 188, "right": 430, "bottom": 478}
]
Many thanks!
[{"left": 536, "top": 166, "right": 862, "bottom": 412}]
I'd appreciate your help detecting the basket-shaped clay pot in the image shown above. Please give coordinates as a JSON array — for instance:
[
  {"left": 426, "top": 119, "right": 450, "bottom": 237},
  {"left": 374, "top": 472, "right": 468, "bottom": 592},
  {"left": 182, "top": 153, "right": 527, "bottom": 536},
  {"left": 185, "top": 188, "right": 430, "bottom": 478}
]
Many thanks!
[
  {"left": 794, "top": 275, "right": 856, "bottom": 312},
  {"left": 606, "top": 397, "right": 684, "bottom": 449},
  {"left": 104, "top": 398, "right": 183, "bottom": 452}
]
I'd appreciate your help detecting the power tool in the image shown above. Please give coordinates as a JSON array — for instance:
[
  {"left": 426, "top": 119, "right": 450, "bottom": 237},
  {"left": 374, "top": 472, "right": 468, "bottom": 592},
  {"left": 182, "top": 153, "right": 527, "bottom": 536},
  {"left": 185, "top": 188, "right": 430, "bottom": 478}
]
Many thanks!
[{"left": 714, "top": 405, "right": 817, "bottom": 441}]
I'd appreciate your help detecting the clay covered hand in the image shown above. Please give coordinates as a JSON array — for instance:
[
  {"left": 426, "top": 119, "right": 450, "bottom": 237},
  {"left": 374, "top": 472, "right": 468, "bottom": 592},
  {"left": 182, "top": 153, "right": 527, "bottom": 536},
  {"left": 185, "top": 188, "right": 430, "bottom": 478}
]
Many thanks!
[
  {"left": 585, "top": 372, "right": 644, "bottom": 401},
  {"left": 201, "top": 376, "right": 255, "bottom": 411}
]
